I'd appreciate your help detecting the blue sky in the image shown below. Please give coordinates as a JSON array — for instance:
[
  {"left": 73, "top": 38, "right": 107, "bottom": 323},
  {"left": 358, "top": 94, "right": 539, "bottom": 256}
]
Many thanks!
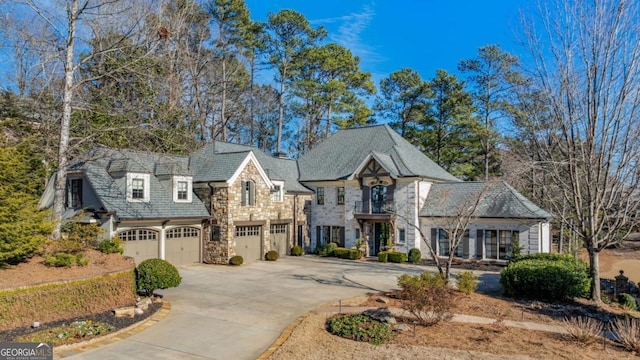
[{"left": 246, "top": 0, "right": 529, "bottom": 85}]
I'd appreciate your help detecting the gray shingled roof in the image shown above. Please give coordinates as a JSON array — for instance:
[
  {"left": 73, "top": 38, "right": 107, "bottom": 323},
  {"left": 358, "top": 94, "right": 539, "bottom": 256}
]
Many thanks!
[
  {"left": 190, "top": 142, "right": 311, "bottom": 193},
  {"left": 298, "top": 125, "right": 459, "bottom": 181},
  {"left": 421, "top": 181, "right": 553, "bottom": 219},
  {"left": 67, "top": 147, "right": 209, "bottom": 220}
]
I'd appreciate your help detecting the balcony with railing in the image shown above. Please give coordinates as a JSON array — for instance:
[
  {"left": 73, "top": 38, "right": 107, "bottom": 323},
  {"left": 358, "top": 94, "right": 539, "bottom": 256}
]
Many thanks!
[{"left": 354, "top": 200, "right": 394, "bottom": 218}]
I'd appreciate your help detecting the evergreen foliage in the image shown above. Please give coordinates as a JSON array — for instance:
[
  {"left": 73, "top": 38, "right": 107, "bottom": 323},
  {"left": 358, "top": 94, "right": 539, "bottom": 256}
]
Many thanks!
[{"left": 136, "top": 259, "right": 182, "bottom": 295}]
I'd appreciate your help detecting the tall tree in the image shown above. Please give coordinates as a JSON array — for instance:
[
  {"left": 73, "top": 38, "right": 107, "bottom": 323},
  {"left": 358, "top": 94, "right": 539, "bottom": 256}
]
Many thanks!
[
  {"left": 421, "top": 69, "right": 482, "bottom": 179},
  {"left": 1, "top": 0, "right": 156, "bottom": 238},
  {"left": 264, "top": 9, "right": 326, "bottom": 155},
  {"left": 374, "top": 68, "right": 427, "bottom": 137},
  {"left": 207, "top": 0, "right": 251, "bottom": 141},
  {"left": 519, "top": 0, "right": 640, "bottom": 301},
  {"left": 459, "top": 45, "right": 523, "bottom": 181}
]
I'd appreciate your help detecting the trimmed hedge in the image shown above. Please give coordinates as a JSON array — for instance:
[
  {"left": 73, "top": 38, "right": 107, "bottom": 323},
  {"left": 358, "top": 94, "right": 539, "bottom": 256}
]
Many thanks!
[
  {"left": 509, "top": 253, "right": 577, "bottom": 264},
  {"left": 500, "top": 256, "right": 590, "bottom": 301},
  {"left": 378, "top": 251, "right": 389, "bottom": 263},
  {"left": 265, "top": 250, "right": 279, "bottom": 261},
  {"left": 229, "top": 255, "right": 243, "bottom": 266},
  {"left": 387, "top": 252, "right": 407, "bottom": 263},
  {"left": 408, "top": 248, "right": 421, "bottom": 264},
  {"left": 334, "top": 248, "right": 362, "bottom": 260},
  {"left": 0, "top": 269, "right": 136, "bottom": 331},
  {"left": 136, "top": 259, "right": 182, "bottom": 295},
  {"left": 290, "top": 246, "right": 303, "bottom": 256}
]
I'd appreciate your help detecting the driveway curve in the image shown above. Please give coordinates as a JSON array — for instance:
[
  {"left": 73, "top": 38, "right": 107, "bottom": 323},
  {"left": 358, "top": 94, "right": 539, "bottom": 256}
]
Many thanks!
[{"left": 65, "top": 256, "right": 498, "bottom": 360}]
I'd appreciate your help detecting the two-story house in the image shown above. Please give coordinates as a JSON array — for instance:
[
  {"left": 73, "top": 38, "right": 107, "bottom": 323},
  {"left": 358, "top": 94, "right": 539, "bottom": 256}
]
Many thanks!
[
  {"left": 298, "top": 125, "right": 552, "bottom": 260},
  {"left": 40, "top": 124, "right": 551, "bottom": 266}
]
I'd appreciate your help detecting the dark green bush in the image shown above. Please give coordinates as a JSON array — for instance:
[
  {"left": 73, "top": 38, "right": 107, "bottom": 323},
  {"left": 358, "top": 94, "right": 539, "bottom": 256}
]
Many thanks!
[
  {"left": 290, "top": 245, "right": 303, "bottom": 256},
  {"left": 377, "top": 251, "right": 389, "bottom": 263},
  {"left": 408, "top": 248, "right": 421, "bottom": 264},
  {"left": 618, "top": 293, "right": 638, "bottom": 311},
  {"left": 334, "top": 248, "right": 362, "bottom": 260},
  {"left": 509, "top": 253, "right": 577, "bottom": 264},
  {"left": 455, "top": 271, "right": 478, "bottom": 295},
  {"left": 136, "top": 259, "right": 182, "bottom": 295},
  {"left": 265, "top": 250, "right": 279, "bottom": 261},
  {"left": 316, "top": 242, "right": 338, "bottom": 257},
  {"left": 97, "top": 237, "right": 124, "bottom": 254},
  {"left": 327, "top": 314, "right": 392, "bottom": 345},
  {"left": 387, "top": 252, "right": 407, "bottom": 263},
  {"left": 44, "top": 253, "right": 75, "bottom": 267},
  {"left": 229, "top": 255, "right": 243, "bottom": 266},
  {"left": 500, "top": 258, "right": 590, "bottom": 301}
]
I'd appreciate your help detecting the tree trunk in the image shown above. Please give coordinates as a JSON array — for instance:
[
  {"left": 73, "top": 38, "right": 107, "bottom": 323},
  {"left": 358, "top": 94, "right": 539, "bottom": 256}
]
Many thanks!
[
  {"left": 588, "top": 246, "right": 601, "bottom": 302},
  {"left": 219, "top": 57, "right": 227, "bottom": 141},
  {"left": 276, "top": 67, "right": 286, "bottom": 154},
  {"left": 52, "top": 0, "right": 78, "bottom": 240}
]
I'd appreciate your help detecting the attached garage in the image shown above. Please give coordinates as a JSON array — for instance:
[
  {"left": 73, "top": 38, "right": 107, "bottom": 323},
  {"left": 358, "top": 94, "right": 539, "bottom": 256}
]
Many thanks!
[
  {"left": 165, "top": 226, "right": 201, "bottom": 265},
  {"left": 119, "top": 228, "right": 159, "bottom": 265},
  {"left": 235, "top": 225, "right": 262, "bottom": 263},
  {"left": 270, "top": 224, "right": 289, "bottom": 257}
]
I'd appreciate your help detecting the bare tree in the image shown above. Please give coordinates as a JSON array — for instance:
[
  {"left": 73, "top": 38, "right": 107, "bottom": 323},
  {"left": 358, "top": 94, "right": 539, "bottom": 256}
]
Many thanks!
[
  {"left": 1, "top": 0, "right": 157, "bottom": 239},
  {"left": 519, "top": 0, "right": 640, "bottom": 301}
]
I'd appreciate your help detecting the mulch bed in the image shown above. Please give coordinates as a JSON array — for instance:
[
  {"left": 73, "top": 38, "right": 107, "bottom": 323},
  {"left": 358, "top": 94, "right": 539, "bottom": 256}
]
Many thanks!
[{"left": 0, "top": 301, "right": 162, "bottom": 344}]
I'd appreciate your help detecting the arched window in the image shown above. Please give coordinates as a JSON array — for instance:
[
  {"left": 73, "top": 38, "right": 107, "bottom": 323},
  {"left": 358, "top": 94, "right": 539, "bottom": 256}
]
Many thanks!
[{"left": 242, "top": 180, "right": 255, "bottom": 206}]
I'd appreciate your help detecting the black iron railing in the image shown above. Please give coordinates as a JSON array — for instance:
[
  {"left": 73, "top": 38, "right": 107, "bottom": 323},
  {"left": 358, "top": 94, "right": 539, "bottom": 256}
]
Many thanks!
[{"left": 354, "top": 200, "right": 394, "bottom": 214}]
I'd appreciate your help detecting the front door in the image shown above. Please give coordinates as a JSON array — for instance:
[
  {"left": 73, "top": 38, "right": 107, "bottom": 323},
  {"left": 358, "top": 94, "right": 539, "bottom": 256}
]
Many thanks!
[{"left": 373, "top": 222, "right": 390, "bottom": 255}]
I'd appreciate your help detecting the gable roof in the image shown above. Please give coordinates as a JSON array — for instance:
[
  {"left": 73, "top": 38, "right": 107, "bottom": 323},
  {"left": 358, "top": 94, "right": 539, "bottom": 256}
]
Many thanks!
[
  {"left": 190, "top": 141, "right": 311, "bottom": 193},
  {"left": 421, "top": 181, "right": 553, "bottom": 220},
  {"left": 65, "top": 147, "right": 209, "bottom": 220},
  {"left": 298, "top": 125, "right": 459, "bottom": 182}
]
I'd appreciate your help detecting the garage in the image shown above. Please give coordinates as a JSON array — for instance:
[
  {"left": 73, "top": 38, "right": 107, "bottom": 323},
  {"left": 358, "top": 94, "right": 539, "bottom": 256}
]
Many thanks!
[
  {"left": 165, "top": 226, "right": 201, "bottom": 265},
  {"left": 119, "top": 228, "right": 159, "bottom": 265},
  {"left": 234, "top": 225, "right": 262, "bottom": 263},
  {"left": 270, "top": 224, "right": 288, "bottom": 257}
]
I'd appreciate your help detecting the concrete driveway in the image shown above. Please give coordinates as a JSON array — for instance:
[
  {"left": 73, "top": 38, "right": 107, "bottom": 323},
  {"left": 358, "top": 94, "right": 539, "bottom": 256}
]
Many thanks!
[{"left": 66, "top": 256, "right": 499, "bottom": 360}]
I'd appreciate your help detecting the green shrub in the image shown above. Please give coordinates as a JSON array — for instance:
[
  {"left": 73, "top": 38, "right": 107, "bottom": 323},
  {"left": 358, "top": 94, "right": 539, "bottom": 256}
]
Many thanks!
[
  {"left": 500, "top": 258, "right": 590, "bottom": 301},
  {"left": 455, "top": 271, "right": 478, "bottom": 295},
  {"left": 229, "top": 255, "right": 243, "bottom": 266},
  {"left": 265, "top": 250, "right": 279, "bottom": 261},
  {"left": 44, "top": 253, "right": 75, "bottom": 267},
  {"left": 618, "top": 293, "right": 638, "bottom": 311},
  {"left": 397, "top": 271, "right": 453, "bottom": 325},
  {"left": 387, "top": 251, "right": 407, "bottom": 263},
  {"left": 75, "top": 253, "right": 89, "bottom": 267},
  {"left": 59, "top": 217, "right": 104, "bottom": 253},
  {"left": 97, "top": 237, "right": 124, "bottom": 254},
  {"left": 377, "top": 251, "right": 389, "bottom": 263},
  {"left": 509, "top": 253, "right": 577, "bottom": 264},
  {"left": 290, "top": 245, "right": 303, "bottom": 256},
  {"left": 408, "top": 248, "right": 421, "bottom": 264},
  {"left": 327, "top": 314, "right": 392, "bottom": 345},
  {"left": 316, "top": 242, "right": 338, "bottom": 257},
  {"left": 136, "top": 259, "right": 182, "bottom": 296},
  {"left": 334, "top": 248, "right": 362, "bottom": 260}
]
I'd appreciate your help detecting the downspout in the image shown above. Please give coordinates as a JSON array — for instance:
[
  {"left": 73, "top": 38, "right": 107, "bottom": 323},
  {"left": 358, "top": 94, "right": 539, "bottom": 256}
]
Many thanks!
[{"left": 293, "top": 194, "right": 297, "bottom": 248}]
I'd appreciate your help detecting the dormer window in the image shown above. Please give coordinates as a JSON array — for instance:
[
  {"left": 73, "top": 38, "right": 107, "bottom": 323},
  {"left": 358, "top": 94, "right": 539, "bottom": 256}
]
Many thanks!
[
  {"left": 127, "top": 173, "right": 150, "bottom": 202},
  {"left": 271, "top": 181, "right": 284, "bottom": 202},
  {"left": 173, "top": 176, "right": 193, "bottom": 203}
]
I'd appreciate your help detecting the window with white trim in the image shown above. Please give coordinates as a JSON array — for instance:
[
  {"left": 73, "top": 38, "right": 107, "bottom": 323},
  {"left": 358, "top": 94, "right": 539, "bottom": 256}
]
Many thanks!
[
  {"left": 481, "top": 229, "right": 519, "bottom": 260},
  {"left": 337, "top": 187, "right": 345, "bottom": 205},
  {"left": 398, "top": 228, "right": 406, "bottom": 245},
  {"left": 270, "top": 224, "right": 287, "bottom": 234},
  {"left": 173, "top": 176, "right": 192, "bottom": 202},
  {"left": 242, "top": 180, "right": 255, "bottom": 206},
  {"left": 436, "top": 228, "right": 464, "bottom": 257},
  {"left": 126, "top": 173, "right": 150, "bottom": 202},
  {"left": 271, "top": 182, "right": 283, "bottom": 202},
  {"left": 235, "top": 225, "right": 260, "bottom": 237},
  {"left": 316, "top": 187, "right": 324, "bottom": 205},
  {"left": 118, "top": 228, "right": 158, "bottom": 241}
]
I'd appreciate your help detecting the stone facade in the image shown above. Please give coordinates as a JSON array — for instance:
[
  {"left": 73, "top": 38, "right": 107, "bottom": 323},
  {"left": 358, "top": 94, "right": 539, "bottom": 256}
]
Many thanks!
[{"left": 203, "top": 159, "right": 311, "bottom": 264}]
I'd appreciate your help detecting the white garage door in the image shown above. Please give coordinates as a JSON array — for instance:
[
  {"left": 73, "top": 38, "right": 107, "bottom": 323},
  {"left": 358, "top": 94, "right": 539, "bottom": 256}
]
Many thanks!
[
  {"left": 165, "top": 227, "right": 201, "bottom": 265},
  {"left": 119, "top": 229, "right": 159, "bottom": 265},
  {"left": 235, "top": 226, "right": 262, "bottom": 263},
  {"left": 270, "top": 224, "right": 288, "bottom": 257}
]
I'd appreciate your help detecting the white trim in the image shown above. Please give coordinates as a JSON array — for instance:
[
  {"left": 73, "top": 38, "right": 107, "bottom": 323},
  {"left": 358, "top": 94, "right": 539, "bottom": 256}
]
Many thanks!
[
  {"left": 227, "top": 151, "right": 274, "bottom": 189},
  {"left": 126, "top": 173, "right": 150, "bottom": 202},
  {"left": 271, "top": 180, "right": 284, "bottom": 202},
  {"left": 173, "top": 175, "right": 193, "bottom": 203},
  {"left": 347, "top": 152, "right": 396, "bottom": 180}
]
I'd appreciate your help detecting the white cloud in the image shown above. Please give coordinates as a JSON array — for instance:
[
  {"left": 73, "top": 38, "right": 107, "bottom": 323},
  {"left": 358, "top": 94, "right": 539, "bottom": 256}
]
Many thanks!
[{"left": 310, "top": 4, "right": 385, "bottom": 65}]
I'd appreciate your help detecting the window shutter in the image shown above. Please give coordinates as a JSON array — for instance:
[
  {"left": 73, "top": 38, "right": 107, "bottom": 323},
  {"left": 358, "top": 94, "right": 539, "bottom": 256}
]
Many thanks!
[
  {"left": 249, "top": 181, "right": 255, "bottom": 205},
  {"left": 462, "top": 230, "right": 470, "bottom": 258},
  {"left": 476, "top": 229, "right": 484, "bottom": 259},
  {"left": 430, "top": 228, "right": 437, "bottom": 255}
]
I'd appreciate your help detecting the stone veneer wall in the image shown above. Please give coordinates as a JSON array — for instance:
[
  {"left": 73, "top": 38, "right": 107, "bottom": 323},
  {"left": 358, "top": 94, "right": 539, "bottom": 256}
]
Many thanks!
[{"left": 203, "top": 160, "right": 310, "bottom": 264}]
